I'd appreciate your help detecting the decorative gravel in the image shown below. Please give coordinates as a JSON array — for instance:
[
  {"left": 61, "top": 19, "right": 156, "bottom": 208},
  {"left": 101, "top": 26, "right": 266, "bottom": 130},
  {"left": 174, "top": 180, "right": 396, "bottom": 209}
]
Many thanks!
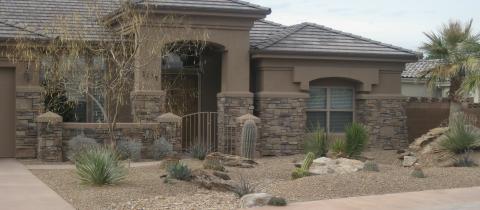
[{"left": 30, "top": 150, "right": 480, "bottom": 210}]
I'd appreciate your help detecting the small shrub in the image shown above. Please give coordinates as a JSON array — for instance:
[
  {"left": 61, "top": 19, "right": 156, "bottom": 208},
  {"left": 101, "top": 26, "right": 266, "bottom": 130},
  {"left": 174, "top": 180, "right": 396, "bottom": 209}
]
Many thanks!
[
  {"left": 344, "top": 123, "right": 369, "bottom": 158},
  {"left": 152, "top": 137, "right": 173, "bottom": 160},
  {"left": 453, "top": 151, "right": 478, "bottom": 167},
  {"left": 75, "top": 147, "right": 127, "bottom": 186},
  {"left": 233, "top": 176, "right": 256, "bottom": 197},
  {"left": 268, "top": 197, "right": 287, "bottom": 206},
  {"left": 410, "top": 164, "right": 426, "bottom": 178},
  {"left": 329, "top": 138, "right": 346, "bottom": 157},
  {"left": 304, "top": 127, "right": 328, "bottom": 157},
  {"left": 191, "top": 144, "right": 208, "bottom": 160},
  {"left": 203, "top": 158, "right": 225, "bottom": 171},
  {"left": 117, "top": 140, "right": 142, "bottom": 162},
  {"left": 363, "top": 161, "right": 379, "bottom": 172},
  {"left": 441, "top": 113, "right": 479, "bottom": 154},
  {"left": 167, "top": 162, "right": 192, "bottom": 181},
  {"left": 291, "top": 168, "right": 309, "bottom": 180},
  {"left": 67, "top": 134, "right": 99, "bottom": 161}
]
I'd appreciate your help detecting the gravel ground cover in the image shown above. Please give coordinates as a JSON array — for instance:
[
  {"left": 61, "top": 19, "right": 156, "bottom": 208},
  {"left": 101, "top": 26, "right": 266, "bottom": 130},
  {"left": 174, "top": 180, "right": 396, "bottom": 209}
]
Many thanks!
[{"left": 30, "top": 150, "right": 480, "bottom": 210}]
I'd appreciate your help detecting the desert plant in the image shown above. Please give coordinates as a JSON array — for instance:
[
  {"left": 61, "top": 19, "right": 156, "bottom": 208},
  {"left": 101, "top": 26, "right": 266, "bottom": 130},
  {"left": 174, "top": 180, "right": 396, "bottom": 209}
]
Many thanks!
[
  {"left": 329, "top": 138, "right": 347, "bottom": 157},
  {"left": 453, "top": 150, "right": 478, "bottom": 167},
  {"left": 363, "top": 161, "right": 380, "bottom": 172},
  {"left": 410, "top": 164, "right": 426, "bottom": 178},
  {"left": 268, "top": 197, "right": 287, "bottom": 206},
  {"left": 344, "top": 123, "right": 369, "bottom": 158},
  {"left": 291, "top": 168, "right": 309, "bottom": 180},
  {"left": 240, "top": 119, "right": 257, "bottom": 159},
  {"left": 67, "top": 134, "right": 99, "bottom": 161},
  {"left": 233, "top": 176, "right": 256, "bottom": 197},
  {"left": 117, "top": 139, "right": 142, "bottom": 162},
  {"left": 302, "top": 152, "right": 315, "bottom": 171},
  {"left": 167, "top": 162, "right": 192, "bottom": 181},
  {"left": 203, "top": 158, "right": 225, "bottom": 171},
  {"left": 441, "top": 113, "right": 479, "bottom": 154},
  {"left": 190, "top": 144, "right": 208, "bottom": 160},
  {"left": 74, "top": 146, "right": 127, "bottom": 185},
  {"left": 304, "top": 127, "right": 328, "bottom": 157},
  {"left": 152, "top": 137, "right": 173, "bottom": 160}
]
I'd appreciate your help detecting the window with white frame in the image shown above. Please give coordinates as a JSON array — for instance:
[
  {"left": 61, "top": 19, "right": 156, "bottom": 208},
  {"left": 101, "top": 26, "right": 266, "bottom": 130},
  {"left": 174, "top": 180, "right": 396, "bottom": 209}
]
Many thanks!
[{"left": 307, "top": 86, "right": 354, "bottom": 133}]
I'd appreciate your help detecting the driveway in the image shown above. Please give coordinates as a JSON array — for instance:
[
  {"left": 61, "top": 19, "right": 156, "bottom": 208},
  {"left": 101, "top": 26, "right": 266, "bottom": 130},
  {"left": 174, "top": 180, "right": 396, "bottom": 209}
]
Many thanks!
[
  {"left": 255, "top": 187, "right": 480, "bottom": 210},
  {"left": 0, "top": 159, "right": 74, "bottom": 210}
]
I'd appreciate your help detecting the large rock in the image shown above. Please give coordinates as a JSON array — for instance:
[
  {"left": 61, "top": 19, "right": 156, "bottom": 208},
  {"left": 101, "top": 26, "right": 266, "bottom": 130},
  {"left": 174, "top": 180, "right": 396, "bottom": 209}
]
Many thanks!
[
  {"left": 239, "top": 193, "right": 273, "bottom": 208},
  {"left": 402, "top": 156, "right": 417, "bottom": 167},
  {"left": 309, "top": 157, "right": 364, "bottom": 175},
  {"left": 205, "top": 152, "right": 257, "bottom": 168},
  {"left": 191, "top": 169, "right": 236, "bottom": 192}
]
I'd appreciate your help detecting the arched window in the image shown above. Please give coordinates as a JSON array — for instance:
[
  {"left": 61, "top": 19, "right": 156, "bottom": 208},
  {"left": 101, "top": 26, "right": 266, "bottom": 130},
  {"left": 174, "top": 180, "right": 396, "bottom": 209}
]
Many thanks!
[{"left": 307, "top": 79, "right": 355, "bottom": 133}]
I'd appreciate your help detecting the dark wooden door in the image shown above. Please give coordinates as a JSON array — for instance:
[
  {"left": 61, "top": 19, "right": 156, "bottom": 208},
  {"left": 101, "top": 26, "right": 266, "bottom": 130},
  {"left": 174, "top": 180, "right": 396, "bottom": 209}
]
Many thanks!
[{"left": 0, "top": 68, "right": 15, "bottom": 157}]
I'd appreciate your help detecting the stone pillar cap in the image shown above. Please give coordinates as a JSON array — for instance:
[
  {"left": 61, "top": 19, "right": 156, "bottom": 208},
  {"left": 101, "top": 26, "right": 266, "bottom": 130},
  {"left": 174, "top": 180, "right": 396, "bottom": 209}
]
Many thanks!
[
  {"left": 36, "top": 111, "right": 63, "bottom": 123},
  {"left": 156, "top": 113, "right": 182, "bottom": 123},
  {"left": 236, "top": 114, "right": 260, "bottom": 124}
]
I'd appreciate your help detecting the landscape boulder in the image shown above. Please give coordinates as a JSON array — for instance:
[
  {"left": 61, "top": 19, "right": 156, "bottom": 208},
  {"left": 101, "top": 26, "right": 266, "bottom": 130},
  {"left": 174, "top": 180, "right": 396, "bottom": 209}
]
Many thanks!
[
  {"left": 308, "top": 157, "right": 364, "bottom": 175},
  {"left": 191, "top": 169, "right": 236, "bottom": 192},
  {"left": 402, "top": 156, "right": 418, "bottom": 167},
  {"left": 205, "top": 152, "right": 257, "bottom": 168},
  {"left": 240, "top": 193, "right": 273, "bottom": 208}
]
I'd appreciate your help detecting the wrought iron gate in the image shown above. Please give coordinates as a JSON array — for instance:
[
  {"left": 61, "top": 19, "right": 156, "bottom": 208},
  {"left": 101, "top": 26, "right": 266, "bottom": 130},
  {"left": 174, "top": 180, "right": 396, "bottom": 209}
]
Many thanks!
[{"left": 182, "top": 112, "right": 218, "bottom": 153}]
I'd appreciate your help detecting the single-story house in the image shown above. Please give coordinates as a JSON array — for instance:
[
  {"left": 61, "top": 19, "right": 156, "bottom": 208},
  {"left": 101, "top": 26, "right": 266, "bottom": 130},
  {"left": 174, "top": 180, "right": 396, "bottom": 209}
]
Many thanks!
[
  {"left": 402, "top": 59, "right": 480, "bottom": 102},
  {"left": 0, "top": 0, "right": 419, "bottom": 160}
]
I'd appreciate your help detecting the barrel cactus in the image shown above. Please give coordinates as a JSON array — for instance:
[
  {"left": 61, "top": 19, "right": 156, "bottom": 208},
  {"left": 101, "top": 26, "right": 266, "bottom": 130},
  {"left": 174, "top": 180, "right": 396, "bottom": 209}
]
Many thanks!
[
  {"left": 240, "top": 119, "right": 257, "bottom": 159},
  {"left": 302, "top": 152, "right": 315, "bottom": 171}
]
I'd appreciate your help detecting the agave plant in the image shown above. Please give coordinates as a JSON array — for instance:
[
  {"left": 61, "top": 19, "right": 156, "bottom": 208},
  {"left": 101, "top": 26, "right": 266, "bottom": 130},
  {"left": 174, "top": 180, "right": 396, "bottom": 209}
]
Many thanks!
[{"left": 74, "top": 146, "right": 127, "bottom": 186}]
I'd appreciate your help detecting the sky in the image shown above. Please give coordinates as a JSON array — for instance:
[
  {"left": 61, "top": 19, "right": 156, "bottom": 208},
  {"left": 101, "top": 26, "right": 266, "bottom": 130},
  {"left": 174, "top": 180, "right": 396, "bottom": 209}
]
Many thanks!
[{"left": 247, "top": 0, "right": 480, "bottom": 52}]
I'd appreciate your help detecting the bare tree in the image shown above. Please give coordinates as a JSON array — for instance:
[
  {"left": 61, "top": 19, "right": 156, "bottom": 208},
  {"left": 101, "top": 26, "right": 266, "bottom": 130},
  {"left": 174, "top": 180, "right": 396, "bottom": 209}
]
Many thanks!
[{"left": 4, "top": 0, "right": 208, "bottom": 147}]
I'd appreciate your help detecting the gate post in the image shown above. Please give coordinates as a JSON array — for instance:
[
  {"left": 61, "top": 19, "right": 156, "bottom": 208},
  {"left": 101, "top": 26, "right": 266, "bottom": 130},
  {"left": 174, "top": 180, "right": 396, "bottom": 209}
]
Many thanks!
[
  {"left": 236, "top": 114, "right": 261, "bottom": 157},
  {"left": 156, "top": 113, "right": 182, "bottom": 152},
  {"left": 36, "top": 112, "right": 63, "bottom": 162}
]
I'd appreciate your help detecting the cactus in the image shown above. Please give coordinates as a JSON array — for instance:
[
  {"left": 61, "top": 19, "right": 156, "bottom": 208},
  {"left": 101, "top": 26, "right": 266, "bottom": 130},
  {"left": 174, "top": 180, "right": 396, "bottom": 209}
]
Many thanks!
[
  {"left": 240, "top": 119, "right": 257, "bottom": 159},
  {"left": 301, "top": 152, "right": 315, "bottom": 171}
]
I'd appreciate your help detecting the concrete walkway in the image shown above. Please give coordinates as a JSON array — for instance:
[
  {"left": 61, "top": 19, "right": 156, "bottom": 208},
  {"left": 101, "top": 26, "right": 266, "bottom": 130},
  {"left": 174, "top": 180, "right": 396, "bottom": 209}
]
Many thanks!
[
  {"left": 25, "top": 160, "right": 163, "bottom": 170},
  {"left": 0, "top": 159, "right": 74, "bottom": 210},
  {"left": 257, "top": 187, "right": 480, "bottom": 210}
]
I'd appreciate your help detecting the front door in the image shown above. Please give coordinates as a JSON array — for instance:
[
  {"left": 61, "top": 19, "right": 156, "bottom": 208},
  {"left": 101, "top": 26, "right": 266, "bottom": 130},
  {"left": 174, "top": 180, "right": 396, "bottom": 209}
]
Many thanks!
[{"left": 0, "top": 68, "right": 15, "bottom": 157}]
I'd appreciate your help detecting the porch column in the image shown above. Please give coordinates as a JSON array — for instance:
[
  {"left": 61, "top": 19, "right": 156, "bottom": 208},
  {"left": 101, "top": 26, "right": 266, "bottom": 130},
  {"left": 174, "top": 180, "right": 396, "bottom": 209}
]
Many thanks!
[
  {"left": 217, "top": 46, "right": 254, "bottom": 154},
  {"left": 131, "top": 34, "right": 166, "bottom": 123},
  {"left": 36, "top": 112, "right": 63, "bottom": 162}
]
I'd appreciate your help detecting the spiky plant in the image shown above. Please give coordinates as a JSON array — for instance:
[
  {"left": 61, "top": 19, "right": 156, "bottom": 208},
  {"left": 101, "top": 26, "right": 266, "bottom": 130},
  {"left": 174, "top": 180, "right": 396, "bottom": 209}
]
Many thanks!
[
  {"left": 152, "top": 137, "right": 173, "bottom": 160},
  {"left": 344, "top": 123, "right": 369, "bottom": 158},
  {"left": 291, "top": 168, "right": 309, "bottom": 180},
  {"left": 233, "top": 176, "right": 256, "bottom": 197},
  {"left": 190, "top": 144, "right": 208, "bottom": 160},
  {"left": 167, "top": 162, "right": 192, "bottom": 181},
  {"left": 268, "top": 197, "right": 287, "bottom": 206},
  {"left": 304, "top": 126, "right": 328, "bottom": 157},
  {"left": 441, "top": 113, "right": 479, "bottom": 154},
  {"left": 240, "top": 119, "right": 257, "bottom": 159},
  {"left": 74, "top": 147, "right": 127, "bottom": 186}
]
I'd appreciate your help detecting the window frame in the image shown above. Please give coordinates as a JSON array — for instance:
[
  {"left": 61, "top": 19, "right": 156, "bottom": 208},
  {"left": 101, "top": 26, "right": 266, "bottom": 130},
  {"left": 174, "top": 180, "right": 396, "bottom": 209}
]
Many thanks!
[{"left": 306, "top": 86, "right": 356, "bottom": 134}]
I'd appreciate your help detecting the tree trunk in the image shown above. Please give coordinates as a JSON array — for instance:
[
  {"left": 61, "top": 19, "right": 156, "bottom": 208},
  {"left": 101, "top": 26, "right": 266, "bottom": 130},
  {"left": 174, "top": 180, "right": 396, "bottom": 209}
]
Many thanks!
[{"left": 449, "top": 76, "right": 464, "bottom": 125}]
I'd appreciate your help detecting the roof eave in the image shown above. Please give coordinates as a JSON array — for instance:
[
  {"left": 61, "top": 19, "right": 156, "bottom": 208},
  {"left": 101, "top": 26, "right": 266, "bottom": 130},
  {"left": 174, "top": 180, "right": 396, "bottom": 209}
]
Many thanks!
[
  {"left": 136, "top": 4, "right": 271, "bottom": 18},
  {"left": 251, "top": 50, "right": 421, "bottom": 63}
]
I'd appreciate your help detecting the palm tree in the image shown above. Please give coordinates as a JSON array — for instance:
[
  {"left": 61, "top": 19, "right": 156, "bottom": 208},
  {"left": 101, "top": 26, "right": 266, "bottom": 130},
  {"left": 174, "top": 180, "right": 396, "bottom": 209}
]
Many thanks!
[{"left": 420, "top": 19, "right": 480, "bottom": 114}]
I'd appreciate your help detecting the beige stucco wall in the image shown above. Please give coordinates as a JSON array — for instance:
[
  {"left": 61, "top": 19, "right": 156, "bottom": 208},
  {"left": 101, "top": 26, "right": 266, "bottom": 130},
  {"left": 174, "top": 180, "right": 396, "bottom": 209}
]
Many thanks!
[{"left": 253, "top": 58, "right": 406, "bottom": 96}]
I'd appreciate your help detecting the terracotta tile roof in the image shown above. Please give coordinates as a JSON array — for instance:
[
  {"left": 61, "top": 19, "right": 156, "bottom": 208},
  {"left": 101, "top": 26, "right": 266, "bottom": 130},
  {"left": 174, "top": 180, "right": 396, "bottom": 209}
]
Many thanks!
[
  {"left": 250, "top": 21, "right": 419, "bottom": 59},
  {"left": 403, "top": 59, "right": 445, "bottom": 78}
]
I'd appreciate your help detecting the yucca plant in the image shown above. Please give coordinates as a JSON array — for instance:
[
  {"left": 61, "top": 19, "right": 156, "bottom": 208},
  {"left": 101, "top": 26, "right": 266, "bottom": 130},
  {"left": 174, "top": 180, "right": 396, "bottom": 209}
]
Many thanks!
[
  {"left": 441, "top": 113, "right": 479, "bottom": 154},
  {"left": 75, "top": 147, "right": 127, "bottom": 186},
  {"left": 190, "top": 144, "right": 208, "bottom": 160},
  {"left": 167, "top": 162, "right": 192, "bottom": 181},
  {"left": 232, "top": 176, "right": 256, "bottom": 197},
  {"left": 344, "top": 123, "right": 369, "bottom": 158},
  {"left": 304, "top": 126, "right": 328, "bottom": 157},
  {"left": 330, "top": 138, "right": 347, "bottom": 157}
]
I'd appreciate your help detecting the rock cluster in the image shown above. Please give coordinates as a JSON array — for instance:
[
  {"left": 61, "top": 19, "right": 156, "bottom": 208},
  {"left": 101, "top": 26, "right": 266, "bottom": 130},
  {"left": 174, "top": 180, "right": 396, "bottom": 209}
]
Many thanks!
[{"left": 307, "top": 157, "right": 365, "bottom": 175}]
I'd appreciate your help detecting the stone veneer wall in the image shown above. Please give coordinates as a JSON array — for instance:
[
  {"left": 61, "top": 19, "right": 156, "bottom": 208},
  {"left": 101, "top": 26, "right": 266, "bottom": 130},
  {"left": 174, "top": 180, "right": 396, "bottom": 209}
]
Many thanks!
[
  {"left": 356, "top": 97, "right": 408, "bottom": 150},
  {"left": 255, "top": 96, "right": 307, "bottom": 156},
  {"left": 217, "top": 95, "right": 253, "bottom": 155},
  {"left": 62, "top": 123, "right": 181, "bottom": 160},
  {"left": 16, "top": 87, "right": 43, "bottom": 158},
  {"left": 131, "top": 91, "right": 166, "bottom": 123}
]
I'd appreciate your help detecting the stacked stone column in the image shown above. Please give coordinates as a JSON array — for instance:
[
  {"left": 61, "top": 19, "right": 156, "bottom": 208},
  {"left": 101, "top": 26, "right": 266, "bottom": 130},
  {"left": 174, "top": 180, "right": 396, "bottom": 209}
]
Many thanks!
[
  {"left": 131, "top": 90, "right": 166, "bottom": 123},
  {"left": 36, "top": 112, "right": 63, "bottom": 162},
  {"left": 156, "top": 113, "right": 182, "bottom": 152}
]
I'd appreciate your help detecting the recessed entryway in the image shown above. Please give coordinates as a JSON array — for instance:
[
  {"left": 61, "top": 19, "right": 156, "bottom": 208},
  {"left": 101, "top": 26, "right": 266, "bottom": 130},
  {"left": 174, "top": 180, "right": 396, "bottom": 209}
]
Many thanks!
[{"left": 0, "top": 68, "right": 15, "bottom": 158}]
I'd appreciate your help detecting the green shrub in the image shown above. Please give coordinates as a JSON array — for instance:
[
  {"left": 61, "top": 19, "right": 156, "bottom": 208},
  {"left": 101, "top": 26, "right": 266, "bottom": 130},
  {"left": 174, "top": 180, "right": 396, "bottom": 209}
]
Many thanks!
[
  {"left": 441, "top": 113, "right": 479, "bottom": 154},
  {"left": 117, "top": 140, "right": 142, "bottom": 162},
  {"left": 363, "top": 161, "right": 379, "bottom": 172},
  {"left": 233, "top": 176, "right": 256, "bottom": 197},
  {"left": 191, "top": 144, "right": 208, "bottom": 160},
  {"left": 74, "top": 147, "right": 127, "bottom": 186},
  {"left": 152, "top": 137, "right": 173, "bottom": 160},
  {"left": 67, "top": 134, "right": 99, "bottom": 161},
  {"left": 330, "top": 138, "right": 346, "bottom": 157},
  {"left": 410, "top": 168, "right": 426, "bottom": 178},
  {"left": 167, "top": 163, "right": 192, "bottom": 181},
  {"left": 453, "top": 151, "right": 478, "bottom": 167},
  {"left": 344, "top": 123, "right": 369, "bottom": 158},
  {"left": 304, "top": 127, "right": 328, "bottom": 157},
  {"left": 268, "top": 197, "right": 287, "bottom": 206},
  {"left": 203, "top": 158, "right": 225, "bottom": 171},
  {"left": 291, "top": 168, "right": 309, "bottom": 180}
]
